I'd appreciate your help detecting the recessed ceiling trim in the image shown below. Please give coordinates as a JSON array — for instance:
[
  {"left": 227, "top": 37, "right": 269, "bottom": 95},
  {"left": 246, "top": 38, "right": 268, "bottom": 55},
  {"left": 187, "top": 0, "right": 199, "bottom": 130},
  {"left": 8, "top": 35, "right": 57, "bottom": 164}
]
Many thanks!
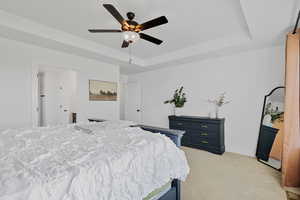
[
  {"left": 145, "top": 32, "right": 251, "bottom": 66},
  {"left": 0, "top": 0, "right": 297, "bottom": 74},
  {"left": 0, "top": 10, "right": 146, "bottom": 67}
]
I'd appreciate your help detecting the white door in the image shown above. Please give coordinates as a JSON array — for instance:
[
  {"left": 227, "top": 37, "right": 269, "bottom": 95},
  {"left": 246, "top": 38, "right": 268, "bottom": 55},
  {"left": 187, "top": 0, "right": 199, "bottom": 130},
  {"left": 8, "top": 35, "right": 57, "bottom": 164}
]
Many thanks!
[
  {"left": 40, "top": 70, "right": 73, "bottom": 126},
  {"left": 125, "top": 82, "right": 142, "bottom": 123},
  {"left": 37, "top": 72, "right": 46, "bottom": 126},
  {"left": 43, "top": 71, "right": 60, "bottom": 126},
  {"left": 58, "top": 84, "right": 70, "bottom": 125}
]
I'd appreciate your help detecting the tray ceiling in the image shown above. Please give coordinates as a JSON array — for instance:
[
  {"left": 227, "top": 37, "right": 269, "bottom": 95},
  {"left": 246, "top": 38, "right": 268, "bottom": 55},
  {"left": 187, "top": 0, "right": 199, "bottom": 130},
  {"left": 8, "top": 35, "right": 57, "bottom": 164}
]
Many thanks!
[{"left": 0, "top": 0, "right": 297, "bottom": 73}]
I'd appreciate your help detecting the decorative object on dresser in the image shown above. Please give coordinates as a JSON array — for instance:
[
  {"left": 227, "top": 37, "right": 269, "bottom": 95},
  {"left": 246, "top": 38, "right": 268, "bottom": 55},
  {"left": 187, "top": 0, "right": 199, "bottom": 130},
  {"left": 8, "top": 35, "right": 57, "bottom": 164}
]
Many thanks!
[
  {"left": 164, "top": 86, "right": 187, "bottom": 116},
  {"left": 169, "top": 115, "right": 225, "bottom": 155},
  {"left": 208, "top": 92, "right": 230, "bottom": 118}
]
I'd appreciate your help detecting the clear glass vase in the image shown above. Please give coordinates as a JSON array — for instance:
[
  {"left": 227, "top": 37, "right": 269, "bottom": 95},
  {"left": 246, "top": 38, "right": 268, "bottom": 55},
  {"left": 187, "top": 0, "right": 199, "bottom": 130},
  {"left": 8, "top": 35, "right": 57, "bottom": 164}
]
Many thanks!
[
  {"left": 173, "top": 106, "right": 183, "bottom": 116},
  {"left": 215, "top": 106, "right": 220, "bottom": 119}
]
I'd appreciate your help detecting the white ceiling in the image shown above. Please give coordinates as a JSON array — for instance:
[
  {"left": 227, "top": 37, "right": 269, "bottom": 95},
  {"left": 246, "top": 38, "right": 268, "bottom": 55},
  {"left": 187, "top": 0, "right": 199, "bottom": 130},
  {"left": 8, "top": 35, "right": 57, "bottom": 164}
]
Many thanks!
[{"left": 0, "top": 0, "right": 298, "bottom": 73}]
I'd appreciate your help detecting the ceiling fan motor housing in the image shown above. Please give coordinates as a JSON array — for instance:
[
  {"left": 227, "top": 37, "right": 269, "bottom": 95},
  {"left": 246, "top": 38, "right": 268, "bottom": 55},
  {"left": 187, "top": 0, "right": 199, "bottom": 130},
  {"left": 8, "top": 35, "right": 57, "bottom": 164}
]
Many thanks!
[
  {"left": 121, "top": 12, "right": 140, "bottom": 32},
  {"left": 122, "top": 20, "right": 139, "bottom": 32},
  {"left": 127, "top": 12, "right": 135, "bottom": 20}
]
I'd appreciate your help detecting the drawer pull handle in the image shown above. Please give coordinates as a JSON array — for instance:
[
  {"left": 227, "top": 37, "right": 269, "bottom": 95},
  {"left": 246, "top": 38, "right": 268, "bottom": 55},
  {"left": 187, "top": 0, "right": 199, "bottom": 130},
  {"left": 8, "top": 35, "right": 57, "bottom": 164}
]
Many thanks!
[
  {"left": 201, "top": 125, "right": 208, "bottom": 128},
  {"left": 200, "top": 133, "right": 208, "bottom": 136},
  {"left": 201, "top": 141, "right": 209, "bottom": 144},
  {"left": 177, "top": 123, "right": 183, "bottom": 125}
]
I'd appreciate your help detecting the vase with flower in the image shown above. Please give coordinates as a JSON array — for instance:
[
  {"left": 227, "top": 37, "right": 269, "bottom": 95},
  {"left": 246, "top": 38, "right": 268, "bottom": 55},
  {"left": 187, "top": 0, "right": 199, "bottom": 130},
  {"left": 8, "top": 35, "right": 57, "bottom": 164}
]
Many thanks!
[{"left": 208, "top": 92, "right": 230, "bottom": 118}]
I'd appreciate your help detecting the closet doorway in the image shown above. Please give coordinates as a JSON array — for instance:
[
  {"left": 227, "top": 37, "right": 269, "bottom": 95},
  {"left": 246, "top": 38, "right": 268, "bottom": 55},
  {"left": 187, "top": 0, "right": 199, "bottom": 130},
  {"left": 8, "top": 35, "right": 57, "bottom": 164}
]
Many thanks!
[{"left": 34, "top": 67, "right": 77, "bottom": 127}]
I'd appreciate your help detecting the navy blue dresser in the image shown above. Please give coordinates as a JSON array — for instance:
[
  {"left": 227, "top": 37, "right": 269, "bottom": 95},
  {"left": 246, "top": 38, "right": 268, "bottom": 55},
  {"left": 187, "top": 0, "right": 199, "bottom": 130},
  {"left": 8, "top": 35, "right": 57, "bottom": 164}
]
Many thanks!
[{"left": 169, "top": 116, "right": 225, "bottom": 155}]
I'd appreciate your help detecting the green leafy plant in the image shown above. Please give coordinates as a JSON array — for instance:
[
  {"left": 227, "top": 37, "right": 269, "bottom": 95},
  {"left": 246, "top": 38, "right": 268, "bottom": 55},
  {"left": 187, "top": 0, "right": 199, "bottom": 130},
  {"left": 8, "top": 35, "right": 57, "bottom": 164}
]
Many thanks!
[
  {"left": 264, "top": 102, "right": 284, "bottom": 122},
  {"left": 164, "top": 86, "right": 187, "bottom": 108}
]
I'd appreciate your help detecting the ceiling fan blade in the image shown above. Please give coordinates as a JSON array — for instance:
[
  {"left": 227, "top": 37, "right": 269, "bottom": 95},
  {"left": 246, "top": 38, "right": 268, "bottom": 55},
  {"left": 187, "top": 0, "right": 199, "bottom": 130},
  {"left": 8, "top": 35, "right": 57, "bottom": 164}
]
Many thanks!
[
  {"left": 139, "top": 33, "right": 163, "bottom": 45},
  {"left": 88, "top": 29, "right": 122, "bottom": 33},
  {"left": 103, "top": 4, "right": 125, "bottom": 25},
  {"left": 122, "top": 40, "right": 130, "bottom": 48},
  {"left": 138, "top": 16, "right": 168, "bottom": 31}
]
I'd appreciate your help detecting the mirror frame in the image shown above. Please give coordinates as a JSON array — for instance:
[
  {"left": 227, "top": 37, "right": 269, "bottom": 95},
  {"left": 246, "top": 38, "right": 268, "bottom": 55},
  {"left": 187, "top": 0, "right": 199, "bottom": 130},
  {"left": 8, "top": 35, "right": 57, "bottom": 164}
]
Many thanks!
[{"left": 256, "top": 86, "right": 285, "bottom": 170}]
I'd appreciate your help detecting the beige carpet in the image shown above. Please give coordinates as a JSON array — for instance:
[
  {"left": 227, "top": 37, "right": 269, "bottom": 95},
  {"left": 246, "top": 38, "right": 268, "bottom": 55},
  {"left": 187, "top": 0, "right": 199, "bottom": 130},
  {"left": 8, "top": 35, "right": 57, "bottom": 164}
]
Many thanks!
[
  {"left": 181, "top": 147, "right": 286, "bottom": 200},
  {"left": 285, "top": 187, "right": 300, "bottom": 200}
]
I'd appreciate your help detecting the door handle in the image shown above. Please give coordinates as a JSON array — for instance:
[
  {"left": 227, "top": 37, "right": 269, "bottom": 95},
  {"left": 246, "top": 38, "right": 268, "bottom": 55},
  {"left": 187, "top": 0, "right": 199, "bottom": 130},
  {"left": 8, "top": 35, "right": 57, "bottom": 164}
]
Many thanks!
[{"left": 136, "top": 109, "right": 141, "bottom": 112}]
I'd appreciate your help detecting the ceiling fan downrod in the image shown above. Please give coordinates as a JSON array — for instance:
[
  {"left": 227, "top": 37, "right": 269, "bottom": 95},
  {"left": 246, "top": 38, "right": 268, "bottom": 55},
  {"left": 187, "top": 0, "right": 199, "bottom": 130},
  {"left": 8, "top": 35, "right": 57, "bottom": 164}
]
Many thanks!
[{"left": 129, "top": 45, "right": 133, "bottom": 64}]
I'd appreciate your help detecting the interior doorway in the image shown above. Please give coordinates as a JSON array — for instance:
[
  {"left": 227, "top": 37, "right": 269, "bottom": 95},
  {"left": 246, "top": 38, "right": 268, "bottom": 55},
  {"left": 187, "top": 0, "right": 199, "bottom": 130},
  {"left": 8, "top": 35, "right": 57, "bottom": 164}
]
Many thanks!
[
  {"left": 125, "top": 82, "right": 142, "bottom": 123},
  {"left": 35, "top": 67, "right": 77, "bottom": 127}
]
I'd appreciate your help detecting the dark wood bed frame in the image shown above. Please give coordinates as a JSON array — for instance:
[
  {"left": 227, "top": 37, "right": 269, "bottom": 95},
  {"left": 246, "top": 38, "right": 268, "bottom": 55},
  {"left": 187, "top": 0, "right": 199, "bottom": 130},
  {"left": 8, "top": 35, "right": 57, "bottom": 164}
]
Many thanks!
[{"left": 137, "top": 125, "right": 185, "bottom": 200}]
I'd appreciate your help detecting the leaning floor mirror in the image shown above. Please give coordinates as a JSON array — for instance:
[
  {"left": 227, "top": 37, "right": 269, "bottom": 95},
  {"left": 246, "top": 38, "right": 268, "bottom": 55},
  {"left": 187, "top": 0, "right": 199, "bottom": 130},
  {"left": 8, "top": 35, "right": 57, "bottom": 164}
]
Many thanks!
[{"left": 256, "top": 86, "right": 285, "bottom": 170}]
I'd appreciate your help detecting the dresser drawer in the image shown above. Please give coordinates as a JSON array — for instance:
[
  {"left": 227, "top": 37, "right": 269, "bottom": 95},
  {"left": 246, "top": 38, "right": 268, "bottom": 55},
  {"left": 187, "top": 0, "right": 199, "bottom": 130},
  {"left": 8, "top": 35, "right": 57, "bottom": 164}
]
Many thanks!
[
  {"left": 169, "top": 120, "right": 186, "bottom": 128},
  {"left": 186, "top": 129, "right": 219, "bottom": 138},
  {"left": 169, "top": 121, "right": 186, "bottom": 131},
  {"left": 170, "top": 120, "right": 220, "bottom": 132},
  {"left": 182, "top": 135, "right": 219, "bottom": 147}
]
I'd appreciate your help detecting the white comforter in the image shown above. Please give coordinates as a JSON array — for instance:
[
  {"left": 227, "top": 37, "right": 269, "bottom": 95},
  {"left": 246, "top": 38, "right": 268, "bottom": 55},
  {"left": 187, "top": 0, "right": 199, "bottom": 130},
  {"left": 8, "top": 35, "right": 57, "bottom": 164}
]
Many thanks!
[{"left": 0, "top": 121, "right": 189, "bottom": 200}]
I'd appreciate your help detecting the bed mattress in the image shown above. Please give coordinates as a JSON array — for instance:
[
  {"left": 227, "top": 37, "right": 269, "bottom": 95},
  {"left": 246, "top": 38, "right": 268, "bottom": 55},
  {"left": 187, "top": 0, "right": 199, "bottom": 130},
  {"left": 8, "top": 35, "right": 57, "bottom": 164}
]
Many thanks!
[{"left": 0, "top": 121, "right": 189, "bottom": 200}]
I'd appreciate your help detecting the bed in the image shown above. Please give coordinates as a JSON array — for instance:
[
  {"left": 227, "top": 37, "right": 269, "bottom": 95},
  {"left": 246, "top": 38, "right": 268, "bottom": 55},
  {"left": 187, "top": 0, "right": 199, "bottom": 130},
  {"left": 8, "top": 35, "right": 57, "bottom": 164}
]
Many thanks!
[{"left": 0, "top": 121, "right": 189, "bottom": 200}]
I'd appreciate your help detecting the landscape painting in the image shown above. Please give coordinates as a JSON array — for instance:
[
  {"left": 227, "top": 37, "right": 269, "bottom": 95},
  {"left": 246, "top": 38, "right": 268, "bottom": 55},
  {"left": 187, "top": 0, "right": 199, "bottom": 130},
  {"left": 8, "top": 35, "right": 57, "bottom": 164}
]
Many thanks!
[{"left": 89, "top": 80, "right": 117, "bottom": 101}]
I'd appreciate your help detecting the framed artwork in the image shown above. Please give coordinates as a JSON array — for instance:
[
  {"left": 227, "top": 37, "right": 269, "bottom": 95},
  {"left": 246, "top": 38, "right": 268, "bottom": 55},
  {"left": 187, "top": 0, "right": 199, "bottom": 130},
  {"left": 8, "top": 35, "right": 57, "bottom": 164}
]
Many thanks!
[{"left": 89, "top": 80, "right": 117, "bottom": 101}]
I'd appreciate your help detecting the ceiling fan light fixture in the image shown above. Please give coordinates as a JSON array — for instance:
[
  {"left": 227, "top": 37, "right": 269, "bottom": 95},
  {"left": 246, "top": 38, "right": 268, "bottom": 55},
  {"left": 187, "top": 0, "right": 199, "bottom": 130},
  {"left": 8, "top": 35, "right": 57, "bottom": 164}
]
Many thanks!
[
  {"left": 123, "top": 31, "right": 140, "bottom": 43},
  {"left": 89, "top": 4, "right": 168, "bottom": 48}
]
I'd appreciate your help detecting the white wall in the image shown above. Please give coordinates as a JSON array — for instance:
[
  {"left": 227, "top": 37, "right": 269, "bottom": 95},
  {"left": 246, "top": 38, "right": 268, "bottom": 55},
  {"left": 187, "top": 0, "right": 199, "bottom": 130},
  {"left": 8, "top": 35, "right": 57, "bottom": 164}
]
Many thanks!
[
  {"left": 127, "top": 46, "right": 285, "bottom": 156},
  {"left": 0, "top": 37, "right": 120, "bottom": 129}
]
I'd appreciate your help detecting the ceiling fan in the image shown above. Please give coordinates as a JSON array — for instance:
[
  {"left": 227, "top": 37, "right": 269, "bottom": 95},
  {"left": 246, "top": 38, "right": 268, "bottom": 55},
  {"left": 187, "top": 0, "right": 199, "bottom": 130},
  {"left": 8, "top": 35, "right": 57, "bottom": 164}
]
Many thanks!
[{"left": 89, "top": 4, "right": 168, "bottom": 48}]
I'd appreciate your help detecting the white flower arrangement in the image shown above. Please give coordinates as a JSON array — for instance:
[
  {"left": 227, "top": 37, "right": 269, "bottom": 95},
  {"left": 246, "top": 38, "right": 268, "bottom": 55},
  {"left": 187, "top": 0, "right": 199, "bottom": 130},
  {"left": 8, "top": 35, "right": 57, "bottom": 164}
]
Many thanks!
[{"left": 208, "top": 92, "right": 230, "bottom": 118}]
